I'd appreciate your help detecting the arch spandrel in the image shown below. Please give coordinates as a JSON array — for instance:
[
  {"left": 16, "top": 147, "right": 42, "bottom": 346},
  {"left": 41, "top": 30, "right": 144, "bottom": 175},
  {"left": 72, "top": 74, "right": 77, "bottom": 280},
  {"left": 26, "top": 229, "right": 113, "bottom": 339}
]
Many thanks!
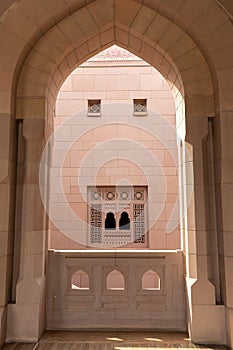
[
  {"left": 0, "top": 0, "right": 232, "bottom": 117},
  {"left": 13, "top": 1, "right": 215, "bottom": 121},
  {"left": 12, "top": 27, "right": 192, "bottom": 118},
  {"left": 0, "top": 0, "right": 217, "bottom": 119}
]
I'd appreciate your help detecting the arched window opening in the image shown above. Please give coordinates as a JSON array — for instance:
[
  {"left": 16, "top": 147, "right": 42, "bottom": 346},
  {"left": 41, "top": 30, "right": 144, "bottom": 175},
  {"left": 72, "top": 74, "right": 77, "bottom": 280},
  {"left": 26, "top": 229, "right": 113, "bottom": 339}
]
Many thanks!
[
  {"left": 105, "top": 212, "right": 116, "bottom": 230},
  {"left": 142, "top": 270, "right": 160, "bottom": 290},
  {"left": 50, "top": 43, "right": 181, "bottom": 252},
  {"left": 71, "top": 270, "right": 90, "bottom": 290},
  {"left": 106, "top": 269, "right": 125, "bottom": 290},
  {"left": 119, "top": 211, "right": 130, "bottom": 230}
]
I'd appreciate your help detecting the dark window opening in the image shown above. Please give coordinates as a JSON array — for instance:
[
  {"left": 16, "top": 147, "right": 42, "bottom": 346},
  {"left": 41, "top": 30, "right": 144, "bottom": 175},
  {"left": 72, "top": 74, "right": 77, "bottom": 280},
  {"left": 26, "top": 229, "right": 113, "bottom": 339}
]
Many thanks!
[
  {"left": 88, "top": 99, "right": 101, "bottom": 116},
  {"left": 133, "top": 98, "right": 147, "bottom": 115},
  {"left": 119, "top": 211, "right": 130, "bottom": 230},
  {"left": 105, "top": 212, "right": 116, "bottom": 230}
]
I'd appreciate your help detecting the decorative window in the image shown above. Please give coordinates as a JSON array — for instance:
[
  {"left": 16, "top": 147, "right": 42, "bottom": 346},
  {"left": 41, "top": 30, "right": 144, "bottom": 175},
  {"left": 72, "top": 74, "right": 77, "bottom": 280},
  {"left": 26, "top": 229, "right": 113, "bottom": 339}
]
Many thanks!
[
  {"left": 106, "top": 269, "right": 125, "bottom": 290},
  {"left": 88, "top": 99, "right": 101, "bottom": 116},
  {"left": 119, "top": 211, "right": 130, "bottom": 230},
  {"left": 88, "top": 186, "right": 148, "bottom": 247},
  {"left": 133, "top": 99, "right": 147, "bottom": 116},
  {"left": 105, "top": 212, "right": 116, "bottom": 230},
  {"left": 71, "top": 269, "right": 90, "bottom": 290},
  {"left": 142, "top": 270, "right": 160, "bottom": 290}
]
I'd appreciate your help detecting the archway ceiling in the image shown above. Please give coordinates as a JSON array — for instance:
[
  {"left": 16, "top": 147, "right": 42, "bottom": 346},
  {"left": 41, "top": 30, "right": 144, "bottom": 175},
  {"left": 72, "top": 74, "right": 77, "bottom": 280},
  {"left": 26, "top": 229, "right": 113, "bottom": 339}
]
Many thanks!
[
  {"left": 0, "top": 0, "right": 232, "bottom": 117},
  {"left": 1, "top": 0, "right": 232, "bottom": 22}
]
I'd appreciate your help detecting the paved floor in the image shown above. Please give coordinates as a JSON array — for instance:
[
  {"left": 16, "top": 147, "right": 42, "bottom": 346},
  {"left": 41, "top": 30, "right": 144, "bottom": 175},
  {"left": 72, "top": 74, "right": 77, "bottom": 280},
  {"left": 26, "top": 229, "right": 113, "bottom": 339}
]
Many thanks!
[{"left": 3, "top": 331, "right": 227, "bottom": 350}]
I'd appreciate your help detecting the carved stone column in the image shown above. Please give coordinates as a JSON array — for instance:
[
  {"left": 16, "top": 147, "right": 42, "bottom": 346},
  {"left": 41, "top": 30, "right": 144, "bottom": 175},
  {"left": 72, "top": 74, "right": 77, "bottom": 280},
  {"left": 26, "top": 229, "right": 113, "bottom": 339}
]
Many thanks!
[
  {"left": 184, "top": 116, "right": 225, "bottom": 344},
  {"left": 6, "top": 118, "right": 48, "bottom": 342}
]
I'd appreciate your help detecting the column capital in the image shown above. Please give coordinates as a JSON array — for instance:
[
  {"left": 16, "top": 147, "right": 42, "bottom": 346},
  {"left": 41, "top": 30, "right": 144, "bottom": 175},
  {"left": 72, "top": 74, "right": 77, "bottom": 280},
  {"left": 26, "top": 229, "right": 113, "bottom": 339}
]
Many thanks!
[
  {"left": 185, "top": 116, "right": 209, "bottom": 145},
  {"left": 22, "top": 119, "right": 45, "bottom": 142}
]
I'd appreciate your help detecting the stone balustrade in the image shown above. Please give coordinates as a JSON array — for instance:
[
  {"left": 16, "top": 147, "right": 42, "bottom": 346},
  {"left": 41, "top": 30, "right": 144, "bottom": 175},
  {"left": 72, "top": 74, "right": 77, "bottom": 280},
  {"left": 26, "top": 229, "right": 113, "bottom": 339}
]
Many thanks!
[{"left": 47, "top": 249, "right": 185, "bottom": 330}]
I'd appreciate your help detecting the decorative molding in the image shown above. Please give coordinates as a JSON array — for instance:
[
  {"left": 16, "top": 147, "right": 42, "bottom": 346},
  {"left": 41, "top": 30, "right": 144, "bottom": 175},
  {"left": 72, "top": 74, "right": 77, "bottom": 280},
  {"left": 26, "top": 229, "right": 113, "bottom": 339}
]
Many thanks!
[{"left": 81, "top": 45, "right": 150, "bottom": 67}]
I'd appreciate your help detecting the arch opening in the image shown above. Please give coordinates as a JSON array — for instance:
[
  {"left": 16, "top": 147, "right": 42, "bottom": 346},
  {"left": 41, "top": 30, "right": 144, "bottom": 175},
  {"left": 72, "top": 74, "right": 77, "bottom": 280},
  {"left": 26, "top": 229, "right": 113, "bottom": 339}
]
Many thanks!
[
  {"left": 105, "top": 212, "right": 116, "bottom": 230},
  {"left": 119, "top": 211, "right": 130, "bottom": 230},
  {"left": 71, "top": 269, "right": 90, "bottom": 290},
  {"left": 48, "top": 46, "right": 181, "bottom": 251},
  {"left": 142, "top": 270, "right": 161, "bottom": 291},
  {"left": 4, "top": 0, "right": 223, "bottom": 345},
  {"left": 106, "top": 269, "right": 125, "bottom": 290}
]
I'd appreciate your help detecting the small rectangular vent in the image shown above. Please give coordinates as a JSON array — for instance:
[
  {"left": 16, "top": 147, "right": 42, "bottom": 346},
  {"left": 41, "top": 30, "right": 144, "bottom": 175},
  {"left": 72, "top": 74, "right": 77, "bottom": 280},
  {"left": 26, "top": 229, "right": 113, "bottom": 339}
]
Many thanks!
[
  {"left": 133, "top": 99, "right": 147, "bottom": 116},
  {"left": 88, "top": 99, "right": 101, "bottom": 116}
]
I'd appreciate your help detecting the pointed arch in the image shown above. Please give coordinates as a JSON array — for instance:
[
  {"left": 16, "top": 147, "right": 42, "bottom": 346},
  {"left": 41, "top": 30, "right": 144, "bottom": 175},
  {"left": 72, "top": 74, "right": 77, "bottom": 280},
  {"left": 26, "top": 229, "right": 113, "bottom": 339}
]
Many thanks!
[
  {"left": 14, "top": 0, "right": 215, "bottom": 123},
  {"left": 119, "top": 211, "right": 130, "bottom": 230},
  {"left": 106, "top": 269, "right": 125, "bottom": 290},
  {"left": 71, "top": 269, "right": 90, "bottom": 290},
  {"left": 105, "top": 212, "right": 116, "bottom": 230},
  {"left": 2, "top": 0, "right": 232, "bottom": 346},
  {"left": 142, "top": 269, "right": 160, "bottom": 291}
]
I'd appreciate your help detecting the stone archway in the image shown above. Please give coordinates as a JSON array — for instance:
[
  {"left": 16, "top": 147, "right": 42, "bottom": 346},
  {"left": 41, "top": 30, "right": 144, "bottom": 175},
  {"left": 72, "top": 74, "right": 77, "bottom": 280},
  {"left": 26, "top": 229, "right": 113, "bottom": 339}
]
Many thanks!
[{"left": 0, "top": 0, "right": 232, "bottom": 347}]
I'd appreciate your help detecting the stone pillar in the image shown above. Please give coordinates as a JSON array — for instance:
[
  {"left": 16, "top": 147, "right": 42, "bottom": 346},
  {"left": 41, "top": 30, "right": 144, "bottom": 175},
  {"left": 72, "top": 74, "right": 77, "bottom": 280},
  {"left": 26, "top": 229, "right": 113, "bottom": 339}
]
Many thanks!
[
  {"left": 6, "top": 118, "right": 48, "bottom": 342},
  {"left": 0, "top": 113, "right": 17, "bottom": 348},
  {"left": 213, "top": 112, "right": 233, "bottom": 348},
  {"left": 184, "top": 116, "right": 225, "bottom": 344}
]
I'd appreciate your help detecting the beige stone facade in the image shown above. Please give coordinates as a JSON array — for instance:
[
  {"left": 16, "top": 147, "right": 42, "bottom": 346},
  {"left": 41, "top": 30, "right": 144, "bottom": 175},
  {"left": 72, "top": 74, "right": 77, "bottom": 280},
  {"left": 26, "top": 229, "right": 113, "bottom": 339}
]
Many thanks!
[
  {"left": 0, "top": 0, "right": 233, "bottom": 349},
  {"left": 51, "top": 51, "right": 180, "bottom": 250}
]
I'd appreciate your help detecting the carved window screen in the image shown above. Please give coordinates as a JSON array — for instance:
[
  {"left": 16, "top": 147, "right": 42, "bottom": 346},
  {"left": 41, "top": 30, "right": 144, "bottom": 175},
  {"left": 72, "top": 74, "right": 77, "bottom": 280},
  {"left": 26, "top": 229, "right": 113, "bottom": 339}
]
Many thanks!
[
  {"left": 90, "top": 204, "right": 102, "bottom": 243},
  {"left": 88, "top": 186, "right": 148, "bottom": 247}
]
